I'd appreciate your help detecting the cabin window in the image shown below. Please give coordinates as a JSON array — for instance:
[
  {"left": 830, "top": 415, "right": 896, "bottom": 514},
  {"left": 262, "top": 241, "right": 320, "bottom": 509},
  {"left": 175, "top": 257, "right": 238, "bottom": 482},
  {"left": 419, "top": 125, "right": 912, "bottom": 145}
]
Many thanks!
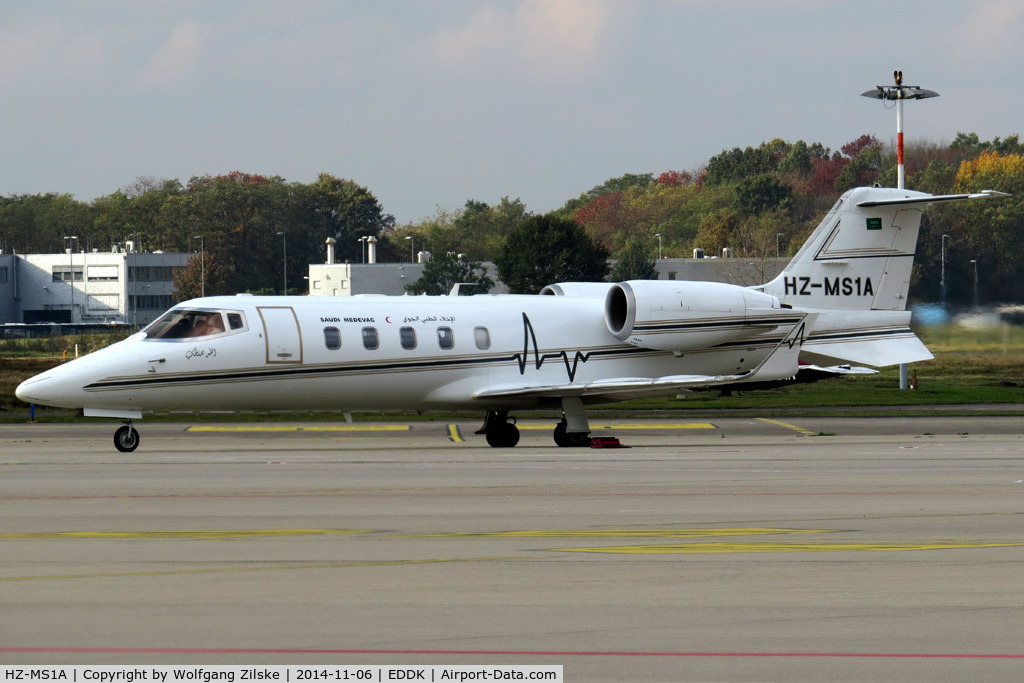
[
  {"left": 474, "top": 326, "right": 490, "bottom": 350},
  {"left": 362, "top": 326, "right": 379, "bottom": 350},
  {"left": 324, "top": 327, "right": 341, "bottom": 350},
  {"left": 400, "top": 326, "right": 417, "bottom": 350},
  {"left": 227, "top": 313, "right": 245, "bottom": 330},
  {"left": 437, "top": 326, "right": 454, "bottom": 350}
]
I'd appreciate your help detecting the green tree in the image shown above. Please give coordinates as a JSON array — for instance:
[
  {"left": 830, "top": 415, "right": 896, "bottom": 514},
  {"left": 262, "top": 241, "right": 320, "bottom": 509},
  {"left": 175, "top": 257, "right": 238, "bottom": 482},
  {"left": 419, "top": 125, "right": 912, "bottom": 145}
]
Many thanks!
[
  {"left": 0, "top": 193, "right": 94, "bottom": 253},
  {"left": 835, "top": 136, "right": 887, "bottom": 191},
  {"left": 296, "top": 173, "right": 395, "bottom": 264},
  {"left": 496, "top": 215, "right": 610, "bottom": 293},
  {"left": 157, "top": 172, "right": 294, "bottom": 295},
  {"left": 778, "top": 140, "right": 814, "bottom": 177},
  {"left": 733, "top": 173, "right": 792, "bottom": 215},
  {"left": 396, "top": 197, "right": 530, "bottom": 263},
  {"left": 406, "top": 252, "right": 494, "bottom": 295},
  {"left": 610, "top": 238, "right": 657, "bottom": 281},
  {"left": 172, "top": 253, "right": 229, "bottom": 301},
  {"left": 705, "top": 145, "right": 778, "bottom": 185}
]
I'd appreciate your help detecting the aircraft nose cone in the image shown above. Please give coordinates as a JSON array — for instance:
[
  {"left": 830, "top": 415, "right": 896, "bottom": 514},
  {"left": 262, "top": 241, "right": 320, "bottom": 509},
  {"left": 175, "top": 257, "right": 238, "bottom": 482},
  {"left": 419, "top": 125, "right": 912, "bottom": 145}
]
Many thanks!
[{"left": 16, "top": 375, "right": 52, "bottom": 404}]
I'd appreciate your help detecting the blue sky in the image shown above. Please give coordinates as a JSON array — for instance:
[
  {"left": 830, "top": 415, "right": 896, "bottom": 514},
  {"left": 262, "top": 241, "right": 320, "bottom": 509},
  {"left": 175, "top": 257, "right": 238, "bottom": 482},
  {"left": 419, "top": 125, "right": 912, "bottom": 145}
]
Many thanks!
[{"left": 1, "top": 1, "right": 1022, "bottom": 223}]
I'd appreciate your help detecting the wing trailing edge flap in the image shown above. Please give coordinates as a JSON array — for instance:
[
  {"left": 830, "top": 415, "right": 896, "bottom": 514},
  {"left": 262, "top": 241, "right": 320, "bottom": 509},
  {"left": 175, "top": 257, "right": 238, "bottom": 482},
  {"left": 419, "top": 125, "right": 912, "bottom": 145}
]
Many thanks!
[
  {"left": 473, "top": 313, "right": 815, "bottom": 401},
  {"left": 472, "top": 372, "right": 750, "bottom": 401}
]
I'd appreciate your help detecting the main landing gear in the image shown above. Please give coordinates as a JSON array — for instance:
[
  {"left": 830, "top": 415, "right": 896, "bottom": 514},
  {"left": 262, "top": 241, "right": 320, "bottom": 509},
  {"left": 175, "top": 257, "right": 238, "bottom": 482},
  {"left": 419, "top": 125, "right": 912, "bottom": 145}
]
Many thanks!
[
  {"left": 479, "top": 397, "right": 594, "bottom": 448},
  {"left": 477, "top": 410, "right": 520, "bottom": 448},
  {"left": 114, "top": 421, "right": 140, "bottom": 453},
  {"left": 553, "top": 419, "right": 590, "bottom": 447}
]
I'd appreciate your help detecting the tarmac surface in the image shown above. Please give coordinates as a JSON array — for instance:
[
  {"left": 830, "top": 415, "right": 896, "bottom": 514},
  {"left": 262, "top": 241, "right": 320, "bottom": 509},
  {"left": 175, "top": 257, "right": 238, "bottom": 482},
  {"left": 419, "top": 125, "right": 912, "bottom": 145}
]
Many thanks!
[{"left": 2, "top": 415, "right": 1024, "bottom": 681}]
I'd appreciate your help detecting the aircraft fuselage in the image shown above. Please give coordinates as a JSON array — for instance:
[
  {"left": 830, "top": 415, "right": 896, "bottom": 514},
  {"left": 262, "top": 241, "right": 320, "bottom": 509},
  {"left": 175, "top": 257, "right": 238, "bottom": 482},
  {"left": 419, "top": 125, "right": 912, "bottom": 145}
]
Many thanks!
[{"left": 16, "top": 291, "right": 781, "bottom": 415}]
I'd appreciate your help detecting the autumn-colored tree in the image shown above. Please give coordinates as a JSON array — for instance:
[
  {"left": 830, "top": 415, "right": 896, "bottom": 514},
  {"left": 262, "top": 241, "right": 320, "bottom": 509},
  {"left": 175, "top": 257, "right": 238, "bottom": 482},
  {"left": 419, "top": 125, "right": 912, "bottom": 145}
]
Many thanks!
[
  {"left": 808, "top": 155, "right": 848, "bottom": 195},
  {"left": 572, "top": 192, "right": 635, "bottom": 249},
  {"left": 694, "top": 209, "right": 741, "bottom": 255},
  {"left": 655, "top": 170, "right": 694, "bottom": 187}
]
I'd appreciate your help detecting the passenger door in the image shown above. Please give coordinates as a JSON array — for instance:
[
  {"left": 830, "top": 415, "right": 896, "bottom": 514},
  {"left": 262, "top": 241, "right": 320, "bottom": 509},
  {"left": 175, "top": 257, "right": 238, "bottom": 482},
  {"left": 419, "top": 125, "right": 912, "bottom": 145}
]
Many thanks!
[{"left": 257, "top": 306, "right": 303, "bottom": 364}]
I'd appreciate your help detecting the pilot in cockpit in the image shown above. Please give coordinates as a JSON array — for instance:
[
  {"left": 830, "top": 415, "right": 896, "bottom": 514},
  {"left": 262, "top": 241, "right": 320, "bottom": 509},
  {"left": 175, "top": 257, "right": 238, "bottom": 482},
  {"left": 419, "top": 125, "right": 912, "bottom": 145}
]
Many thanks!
[{"left": 191, "top": 313, "right": 225, "bottom": 337}]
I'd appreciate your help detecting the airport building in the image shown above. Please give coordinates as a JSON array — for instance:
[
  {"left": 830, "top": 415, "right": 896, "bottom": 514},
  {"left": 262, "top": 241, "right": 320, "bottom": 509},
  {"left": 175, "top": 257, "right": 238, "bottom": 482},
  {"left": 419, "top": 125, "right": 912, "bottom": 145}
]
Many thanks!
[
  {"left": 307, "top": 235, "right": 787, "bottom": 297},
  {"left": 307, "top": 254, "right": 787, "bottom": 297},
  {"left": 0, "top": 240, "right": 787, "bottom": 333},
  {"left": 0, "top": 249, "right": 189, "bottom": 332}
]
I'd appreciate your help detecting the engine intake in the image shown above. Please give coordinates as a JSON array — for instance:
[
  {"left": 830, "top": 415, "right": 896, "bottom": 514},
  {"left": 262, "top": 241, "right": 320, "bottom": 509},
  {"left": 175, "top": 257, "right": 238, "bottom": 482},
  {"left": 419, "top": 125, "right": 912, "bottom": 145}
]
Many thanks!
[{"left": 605, "top": 280, "right": 793, "bottom": 352}]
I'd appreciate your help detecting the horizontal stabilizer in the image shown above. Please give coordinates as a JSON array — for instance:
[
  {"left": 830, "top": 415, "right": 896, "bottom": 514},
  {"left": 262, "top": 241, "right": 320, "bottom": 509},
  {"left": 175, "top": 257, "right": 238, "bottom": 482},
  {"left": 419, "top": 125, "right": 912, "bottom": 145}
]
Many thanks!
[
  {"left": 856, "top": 189, "right": 1009, "bottom": 207},
  {"left": 801, "top": 332, "right": 932, "bottom": 367}
]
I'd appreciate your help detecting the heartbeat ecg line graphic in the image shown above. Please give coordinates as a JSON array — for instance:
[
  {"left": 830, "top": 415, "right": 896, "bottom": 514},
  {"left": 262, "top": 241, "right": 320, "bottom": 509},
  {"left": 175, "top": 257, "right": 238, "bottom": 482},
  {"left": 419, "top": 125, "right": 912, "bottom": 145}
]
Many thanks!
[
  {"left": 783, "top": 320, "right": 808, "bottom": 349},
  {"left": 513, "top": 313, "right": 593, "bottom": 382},
  {"left": 510, "top": 313, "right": 806, "bottom": 382}
]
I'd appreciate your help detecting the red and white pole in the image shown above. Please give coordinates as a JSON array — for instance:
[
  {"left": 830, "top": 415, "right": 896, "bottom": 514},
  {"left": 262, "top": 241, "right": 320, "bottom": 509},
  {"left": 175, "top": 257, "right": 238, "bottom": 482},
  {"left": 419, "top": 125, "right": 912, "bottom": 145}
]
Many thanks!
[{"left": 896, "top": 87, "right": 905, "bottom": 189}]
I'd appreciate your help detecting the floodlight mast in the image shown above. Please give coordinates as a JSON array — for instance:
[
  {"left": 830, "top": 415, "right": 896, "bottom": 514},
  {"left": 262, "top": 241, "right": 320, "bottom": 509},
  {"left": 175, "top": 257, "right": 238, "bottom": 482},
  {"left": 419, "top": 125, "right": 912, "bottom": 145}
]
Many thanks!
[
  {"left": 861, "top": 72, "right": 940, "bottom": 392},
  {"left": 861, "top": 70, "right": 939, "bottom": 189}
]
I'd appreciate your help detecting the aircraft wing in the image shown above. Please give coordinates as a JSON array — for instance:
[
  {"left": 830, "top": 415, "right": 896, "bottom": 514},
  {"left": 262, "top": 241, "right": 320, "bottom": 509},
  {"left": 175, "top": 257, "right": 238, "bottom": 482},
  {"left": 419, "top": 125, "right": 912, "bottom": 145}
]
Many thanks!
[
  {"left": 474, "top": 313, "right": 815, "bottom": 402},
  {"left": 472, "top": 372, "right": 749, "bottom": 401}
]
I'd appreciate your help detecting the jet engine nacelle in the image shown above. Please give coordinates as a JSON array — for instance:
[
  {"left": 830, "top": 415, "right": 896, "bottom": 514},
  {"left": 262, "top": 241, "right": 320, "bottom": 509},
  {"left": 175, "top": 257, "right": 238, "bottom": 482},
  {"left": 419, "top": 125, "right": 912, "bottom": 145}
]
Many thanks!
[{"left": 604, "top": 280, "right": 789, "bottom": 352}]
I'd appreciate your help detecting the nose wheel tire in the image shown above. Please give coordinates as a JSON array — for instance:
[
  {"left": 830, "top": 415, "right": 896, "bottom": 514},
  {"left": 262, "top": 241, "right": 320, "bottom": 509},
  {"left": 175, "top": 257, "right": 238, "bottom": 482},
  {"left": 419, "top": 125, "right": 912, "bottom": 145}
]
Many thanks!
[{"left": 114, "top": 425, "right": 140, "bottom": 453}]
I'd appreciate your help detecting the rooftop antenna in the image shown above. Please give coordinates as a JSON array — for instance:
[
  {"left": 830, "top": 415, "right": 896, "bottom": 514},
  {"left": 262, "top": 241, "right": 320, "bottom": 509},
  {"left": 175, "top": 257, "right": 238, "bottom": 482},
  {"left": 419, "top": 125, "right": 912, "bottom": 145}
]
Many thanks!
[{"left": 861, "top": 70, "right": 939, "bottom": 189}]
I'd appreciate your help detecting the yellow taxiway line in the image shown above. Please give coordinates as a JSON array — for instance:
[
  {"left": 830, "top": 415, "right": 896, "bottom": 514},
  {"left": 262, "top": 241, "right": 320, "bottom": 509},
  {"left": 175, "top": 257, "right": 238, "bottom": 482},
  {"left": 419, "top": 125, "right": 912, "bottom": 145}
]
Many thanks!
[
  {"left": 557, "top": 541, "right": 1024, "bottom": 554},
  {"left": 407, "top": 528, "right": 834, "bottom": 539},
  {"left": 0, "top": 556, "right": 516, "bottom": 583},
  {"left": 187, "top": 425, "right": 411, "bottom": 433},
  {"left": 755, "top": 417, "right": 816, "bottom": 436},
  {"left": 517, "top": 423, "right": 715, "bottom": 430},
  {"left": 0, "top": 529, "right": 372, "bottom": 540}
]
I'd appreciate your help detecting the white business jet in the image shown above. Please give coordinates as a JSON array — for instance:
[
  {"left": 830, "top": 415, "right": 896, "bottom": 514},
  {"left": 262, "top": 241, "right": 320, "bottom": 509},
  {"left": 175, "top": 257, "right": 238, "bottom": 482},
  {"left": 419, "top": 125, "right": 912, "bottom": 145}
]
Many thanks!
[{"left": 16, "top": 186, "right": 1007, "bottom": 452}]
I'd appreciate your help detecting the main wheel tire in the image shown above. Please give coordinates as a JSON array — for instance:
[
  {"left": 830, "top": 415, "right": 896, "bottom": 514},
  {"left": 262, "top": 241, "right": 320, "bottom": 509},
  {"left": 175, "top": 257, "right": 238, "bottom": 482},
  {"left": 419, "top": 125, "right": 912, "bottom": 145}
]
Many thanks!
[
  {"left": 114, "top": 425, "right": 140, "bottom": 453},
  {"left": 553, "top": 423, "right": 590, "bottom": 447},
  {"left": 486, "top": 422, "right": 520, "bottom": 448}
]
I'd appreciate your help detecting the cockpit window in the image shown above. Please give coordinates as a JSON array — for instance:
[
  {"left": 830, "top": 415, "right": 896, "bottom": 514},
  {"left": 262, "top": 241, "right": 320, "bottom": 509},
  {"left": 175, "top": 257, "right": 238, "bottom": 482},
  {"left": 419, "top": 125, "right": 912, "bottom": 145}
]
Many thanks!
[{"left": 144, "top": 309, "right": 231, "bottom": 340}]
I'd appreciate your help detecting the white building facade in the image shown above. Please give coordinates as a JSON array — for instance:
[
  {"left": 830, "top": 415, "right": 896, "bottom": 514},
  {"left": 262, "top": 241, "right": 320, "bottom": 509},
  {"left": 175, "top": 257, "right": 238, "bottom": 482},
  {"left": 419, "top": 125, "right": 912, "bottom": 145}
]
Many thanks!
[{"left": 0, "top": 250, "right": 189, "bottom": 327}]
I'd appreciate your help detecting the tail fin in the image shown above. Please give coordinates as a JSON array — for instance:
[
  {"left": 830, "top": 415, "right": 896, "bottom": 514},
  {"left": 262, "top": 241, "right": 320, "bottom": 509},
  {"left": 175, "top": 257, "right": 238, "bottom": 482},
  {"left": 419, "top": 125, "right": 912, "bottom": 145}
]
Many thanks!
[
  {"left": 762, "top": 187, "right": 1007, "bottom": 311},
  {"left": 759, "top": 186, "right": 1008, "bottom": 366}
]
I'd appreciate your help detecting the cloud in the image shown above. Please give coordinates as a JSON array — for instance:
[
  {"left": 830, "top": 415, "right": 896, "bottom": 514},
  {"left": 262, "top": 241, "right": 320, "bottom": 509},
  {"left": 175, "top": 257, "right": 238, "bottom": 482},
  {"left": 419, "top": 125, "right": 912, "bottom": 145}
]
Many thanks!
[
  {"left": 143, "top": 21, "right": 204, "bottom": 86},
  {"left": 427, "top": 0, "right": 619, "bottom": 81},
  {"left": 954, "top": 0, "right": 1024, "bottom": 57},
  {"left": 0, "top": 24, "right": 62, "bottom": 83}
]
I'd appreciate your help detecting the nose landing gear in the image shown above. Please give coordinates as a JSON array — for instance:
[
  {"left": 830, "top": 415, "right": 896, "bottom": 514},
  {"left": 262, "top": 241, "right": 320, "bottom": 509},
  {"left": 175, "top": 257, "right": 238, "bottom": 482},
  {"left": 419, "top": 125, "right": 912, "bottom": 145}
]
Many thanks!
[{"left": 114, "top": 421, "right": 140, "bottom": 453}]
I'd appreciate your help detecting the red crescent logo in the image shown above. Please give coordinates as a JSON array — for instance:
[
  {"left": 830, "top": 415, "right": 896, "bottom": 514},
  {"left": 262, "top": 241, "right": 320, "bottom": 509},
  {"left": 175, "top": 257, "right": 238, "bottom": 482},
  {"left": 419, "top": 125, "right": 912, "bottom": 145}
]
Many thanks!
[{"left": 385, "top": 316, "right": 392, "bottom": 323}]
